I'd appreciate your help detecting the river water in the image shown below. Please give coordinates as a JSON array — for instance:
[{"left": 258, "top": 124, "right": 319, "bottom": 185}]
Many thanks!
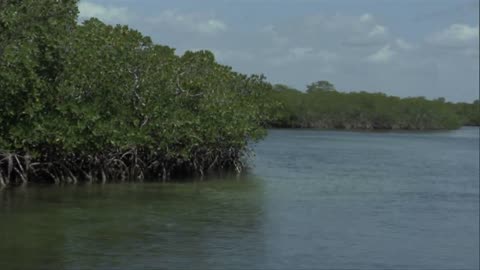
[{"left": 1, "top": 127, "right": 479, "bottom": 270}]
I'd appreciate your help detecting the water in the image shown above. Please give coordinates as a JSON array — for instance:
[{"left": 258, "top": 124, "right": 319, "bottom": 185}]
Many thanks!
[{"left": 1, "top": 127, "right": 479, "bottom": 270}]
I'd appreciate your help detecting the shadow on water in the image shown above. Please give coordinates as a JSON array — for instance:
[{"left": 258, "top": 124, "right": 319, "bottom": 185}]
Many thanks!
[{"left": 0, "top": 174, "right": 267, "bottom": 270}]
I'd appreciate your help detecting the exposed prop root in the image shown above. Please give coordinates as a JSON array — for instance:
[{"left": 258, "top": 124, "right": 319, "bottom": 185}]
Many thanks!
[{"left": 0, "top": 146, "right": 249, "bottom": 186}]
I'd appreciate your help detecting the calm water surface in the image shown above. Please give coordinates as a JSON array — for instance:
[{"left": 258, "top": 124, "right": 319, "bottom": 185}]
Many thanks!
[{"left": 1, "top": 127, "right": 479, "bottom": 270}]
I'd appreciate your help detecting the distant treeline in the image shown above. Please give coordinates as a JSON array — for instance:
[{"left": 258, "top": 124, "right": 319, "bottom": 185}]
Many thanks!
[
  {"left": 268, "top": 81, "right": 479, "bottom": 130},
  {"left": 0, "top": 0, "right": 273, "bottom": 186}
]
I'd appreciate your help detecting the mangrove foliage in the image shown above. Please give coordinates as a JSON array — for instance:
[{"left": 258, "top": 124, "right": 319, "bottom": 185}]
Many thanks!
[{"left": 0, "top": 0, "right": 274, "bottom": 186}]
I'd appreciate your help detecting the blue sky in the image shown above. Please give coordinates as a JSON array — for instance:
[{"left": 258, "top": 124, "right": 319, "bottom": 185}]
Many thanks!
[{"left": 78, "top": 0, "right": 479, "bottom": 102}]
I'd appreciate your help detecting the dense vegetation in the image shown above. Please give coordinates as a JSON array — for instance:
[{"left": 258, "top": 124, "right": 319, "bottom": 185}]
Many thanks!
[
  {"left": 0, "top": 1, "right": 477, "bottom": 186},
  {"left": 0, "top": 0, "right": 273, "bottom": 186},
  {"left": 269, "top": 81, "right": 479, "bottom": 130},
  {"left": 453, "top": 100, "right": 480, "bottom": 126}
]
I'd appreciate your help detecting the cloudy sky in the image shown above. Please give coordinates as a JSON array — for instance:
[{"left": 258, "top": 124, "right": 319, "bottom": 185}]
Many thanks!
[{"left": 78, "top": 0, "right": 479, "bottom": 102}]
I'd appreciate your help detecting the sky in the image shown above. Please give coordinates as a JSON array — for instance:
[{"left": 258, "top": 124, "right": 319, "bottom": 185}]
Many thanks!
[{"left": 78, "top": 0, "right": 479, "bottom": 102}]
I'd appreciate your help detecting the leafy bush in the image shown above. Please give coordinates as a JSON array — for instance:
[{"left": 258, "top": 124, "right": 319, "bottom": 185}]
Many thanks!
[{"left": 0, "top": 0, "right": 274, "bottom": 185}]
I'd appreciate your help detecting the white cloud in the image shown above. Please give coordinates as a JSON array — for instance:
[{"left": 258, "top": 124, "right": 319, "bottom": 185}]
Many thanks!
[
  {"left": 366, "top": 45, "right": 396, "bottom": 63},
  {"left": 360, "top": 13, "right": 374, "bottom": 23},
  {"left": 304, "top": 13, "right": 381, "bottom": 34},
  {"left": 269, "top": 47, "right": 337, "bottom": 66},
  {"left": 368, "top": 25, "right": 388, "bottom": 38},
  {"left": 254, "top": 13, "right": 405, "bottom": 69},
  {"left": 147, "top": 10, "right": 227, "bottom": 35},
  {"left": 427, "top": 24, "right": 479, "bottom": 47},
  {"left": 290, "top": 47, "right": 314, "bottom": 58},
  {"left": 304, "top": 13, "right": 390, "bottom": 46},
  {"left": 78, "top": 2, "right": 130, "bottom": 24},
  {"left": 395, "top": 38, "right": 414, "bottom": 50},
  {"left": 198, "top": 20, "right": 227, "bottom": 34}
]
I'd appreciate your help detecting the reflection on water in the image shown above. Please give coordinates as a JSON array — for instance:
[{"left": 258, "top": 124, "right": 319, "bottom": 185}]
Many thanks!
[
  {"left": 1, "top": 127, "right": 479, "bottom": 269},
  {"left": 1, "top": 176, "right": 266, "bottom": 270}
]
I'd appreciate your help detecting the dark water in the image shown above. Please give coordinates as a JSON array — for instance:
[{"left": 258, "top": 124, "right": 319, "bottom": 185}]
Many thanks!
[{"left": 1, "top": 127, "right": 479, "bottom": 270}]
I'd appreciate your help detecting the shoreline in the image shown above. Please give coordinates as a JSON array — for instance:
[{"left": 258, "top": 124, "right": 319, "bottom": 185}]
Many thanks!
[{"left": 267, "top": 125, "right": 478, "bottom": 132}]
